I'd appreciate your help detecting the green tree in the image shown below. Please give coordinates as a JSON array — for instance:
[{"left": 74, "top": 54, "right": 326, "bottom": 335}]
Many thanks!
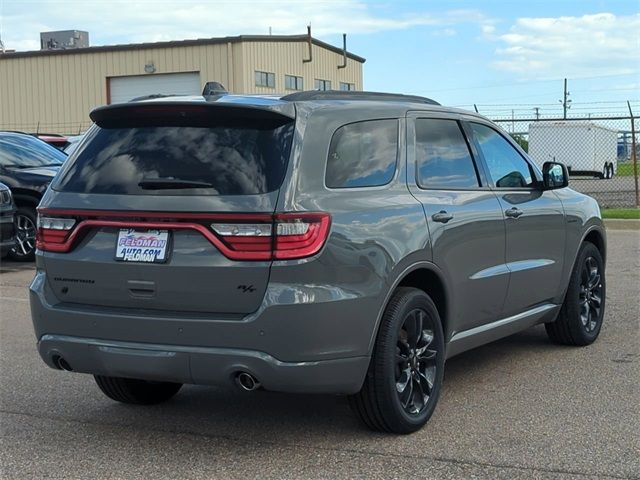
[{"left": 510, "top": 133, "right": 529, "bottom": 152}]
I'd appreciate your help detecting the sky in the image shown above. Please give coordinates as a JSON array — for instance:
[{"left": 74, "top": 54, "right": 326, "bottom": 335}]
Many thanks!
[{"left": 1, "top": 0, "right": 638, "bottom": 118}]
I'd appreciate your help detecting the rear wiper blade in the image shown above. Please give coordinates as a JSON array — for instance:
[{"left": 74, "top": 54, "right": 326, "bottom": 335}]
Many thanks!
[{"left": 138, "top": 178, "right": 215, "bottom": 189}]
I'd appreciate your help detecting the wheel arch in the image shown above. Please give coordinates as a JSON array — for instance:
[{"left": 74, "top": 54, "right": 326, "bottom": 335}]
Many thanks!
[
  {"left": 367, "top": 262, "right": 451, "bottom": 355},
  {"left": 11, "top": 191, "right": 41, "bottom": 208},
  {"left": 583, "top": 227, "right": 606, "bottom": 265}
]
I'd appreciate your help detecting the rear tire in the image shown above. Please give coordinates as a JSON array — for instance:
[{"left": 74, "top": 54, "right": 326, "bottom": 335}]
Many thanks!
[
  {"left": 349, "top": 287, "right": 445, "bottom": 434},
  {"left": 94, "top": 375, "right": 182, "bottom": 405},
  {"left": 546, "top": 242, "right": 605, "bottom": 346}
]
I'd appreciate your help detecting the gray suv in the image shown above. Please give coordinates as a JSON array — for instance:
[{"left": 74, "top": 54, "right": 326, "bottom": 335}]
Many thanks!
[{"left": 30, "top": 91, "right": 606, "bottom": 433}]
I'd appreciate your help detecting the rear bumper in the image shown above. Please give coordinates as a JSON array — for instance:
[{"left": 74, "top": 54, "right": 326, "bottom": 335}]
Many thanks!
[
  {"left": 38, "top": 334, "right": 369, "bottom": 394},
  {"left": 30, "top": 269, "right": 377, "bottom": 394}
]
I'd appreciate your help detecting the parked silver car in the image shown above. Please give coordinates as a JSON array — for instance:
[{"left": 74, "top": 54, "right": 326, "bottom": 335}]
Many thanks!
[{"left": 30, "top": 91, "right": 606, "bottom": 433}]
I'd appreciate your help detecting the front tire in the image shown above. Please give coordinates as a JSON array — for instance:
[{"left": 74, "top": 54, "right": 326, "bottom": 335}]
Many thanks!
[
  {"left": 94, "top": 375, "right": 182, "bottom": 405},
  {"left": 546, "top": 242, "right": 605, "bottom": 346},
  {"left": 349, "top": 287, "right": 445, "bottom": 434}
]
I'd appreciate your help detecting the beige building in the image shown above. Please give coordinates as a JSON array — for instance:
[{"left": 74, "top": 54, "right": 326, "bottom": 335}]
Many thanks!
[{"left": 0, "top": 34, "right": 365, "bottom": 134}]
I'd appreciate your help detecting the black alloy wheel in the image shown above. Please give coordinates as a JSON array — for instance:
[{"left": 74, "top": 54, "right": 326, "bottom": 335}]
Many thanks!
[
  {"left": 349, "top": 287, "right": 445, "bottom": 434},
  {"left": 9, "top": 207, "right": 37, "bottom": 261},
  {"left": 395, "top": 308, "right": 439, "bottom": 415},
  {"left": 546, "top": 241, "right": 605, "bottom": 346},
  {"left": 578, "top": 256, "right": 603, "bottom": 334}
]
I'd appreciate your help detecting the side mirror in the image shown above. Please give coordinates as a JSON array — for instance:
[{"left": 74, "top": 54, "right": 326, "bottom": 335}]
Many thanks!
[{"left": 542, "top": 161, "right": 569, "bottom": 190}]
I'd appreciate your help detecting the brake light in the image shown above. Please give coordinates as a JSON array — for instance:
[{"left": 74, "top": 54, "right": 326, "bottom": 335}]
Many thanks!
[
  {"left": 36, "top": 210, "right": 331, "bottom": 261},
  {"left": 36, "top": 216, "right": 76, "bottom": 252},
  {"left": 210, "top": 213, "right": 331, "bottom": 260}
]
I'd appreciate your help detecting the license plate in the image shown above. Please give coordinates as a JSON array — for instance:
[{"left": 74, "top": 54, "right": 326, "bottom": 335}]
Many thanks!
[{"left": 115, "top": 229, "right": 170, "bottom": 263}]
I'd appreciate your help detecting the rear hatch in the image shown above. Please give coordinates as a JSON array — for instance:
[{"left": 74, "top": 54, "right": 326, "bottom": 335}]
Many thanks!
[{"left": 39, "top": 101, "right": 295, "bottom": 315}]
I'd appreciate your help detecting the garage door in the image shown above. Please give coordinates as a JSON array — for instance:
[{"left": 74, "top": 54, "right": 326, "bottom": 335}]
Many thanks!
[{"left": 108, "top": 72, "right": 201, "bottom": 104}]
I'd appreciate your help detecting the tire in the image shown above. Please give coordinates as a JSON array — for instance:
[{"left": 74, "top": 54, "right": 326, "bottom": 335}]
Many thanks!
[
  {"left": 8, "top": 206, "right": 37, "bottom": 261},
  {"left": 349, "top": 287, "right": 445, "bottom": 434},
  {"left": 94, "top": 375, "right": 182, "bottom": 405},
  {"left": 545, "top": 242, "right": 605, "bottom": 346},
  {"left": 608, "top": 164, "right": 615, "bottom": 179}
]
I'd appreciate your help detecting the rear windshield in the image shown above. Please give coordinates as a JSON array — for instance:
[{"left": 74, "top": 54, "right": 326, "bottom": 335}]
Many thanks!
[{"left": 56, "top": 120, "right": 294, "bottom": 196}]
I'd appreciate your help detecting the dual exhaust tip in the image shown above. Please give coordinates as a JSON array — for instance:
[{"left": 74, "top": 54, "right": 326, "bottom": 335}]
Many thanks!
[
  {"left": 51, "top": 356, "right": 260, "bottom": 392},
  {"left": 235, "top": 371, "right": 261, "bottom": 391}
]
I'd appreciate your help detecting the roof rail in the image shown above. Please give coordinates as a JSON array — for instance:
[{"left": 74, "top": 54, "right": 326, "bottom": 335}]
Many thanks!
[{"left": 281, "top": 90, "right": 440, "bottom": 105}]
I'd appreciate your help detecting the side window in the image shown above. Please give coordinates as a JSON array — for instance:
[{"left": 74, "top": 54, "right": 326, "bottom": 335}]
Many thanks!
[
  {"left": 470, "top": 123, "right": 534, "bottom": 188},
  {"left": 326, "top": 119, "right": 398, "bottom": 188},
  {"left": 416, "top": 118, "right": 479, "bottom": 189}
]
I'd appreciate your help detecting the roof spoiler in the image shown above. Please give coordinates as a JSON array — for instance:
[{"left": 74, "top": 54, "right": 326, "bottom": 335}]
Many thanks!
[{"left": 89, "top": 101, "right": 294, "bottom": 128}]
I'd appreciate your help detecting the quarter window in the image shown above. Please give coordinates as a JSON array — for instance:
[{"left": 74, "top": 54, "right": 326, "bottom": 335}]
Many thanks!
[
  {"left": 314, "top": 79, "right": 332, "bottom": 91},
  {"left": 255, "top": 71, "right": 275, "bottom": 88},
  {"left": 326, "top": 120, "right": 398, "bottom": 188},
  {"left": 415, "top": 119, "right": 479, "bottom": 189},
  {"left": 470, "top": 123, "right": 534, "bottom": 188},
  {"left": 285, "top": 75, "right": 303, "bottom": 91}
]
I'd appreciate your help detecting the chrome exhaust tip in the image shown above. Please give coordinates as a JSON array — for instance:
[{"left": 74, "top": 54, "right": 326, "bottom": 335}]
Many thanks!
[{"left": 236, "top": 372, "right": 260, "bottom": 391}]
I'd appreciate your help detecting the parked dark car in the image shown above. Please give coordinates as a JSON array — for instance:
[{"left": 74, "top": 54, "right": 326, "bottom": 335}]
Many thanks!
[
  {"left": 0, "top": 132, "right": 65, "bottom": 260},
  {"left": 0, "top": 182, "right": 16, "bottom": 258},
  {"left": 30, "top": 91, "right": 606, "bottom": 434},
  {"left": 37, "top": 134, "right": 70, "bottom": 151}
]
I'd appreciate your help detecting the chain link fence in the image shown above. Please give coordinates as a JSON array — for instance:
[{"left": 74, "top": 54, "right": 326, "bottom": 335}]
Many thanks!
[{"left": 491, "top": 114, "right": 639, "bottom": 209}]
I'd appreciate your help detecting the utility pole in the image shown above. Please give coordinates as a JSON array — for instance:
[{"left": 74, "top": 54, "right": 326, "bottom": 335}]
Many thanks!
[
  {"left": 628, "top": 101, "right": 639, "bottom": 208},
  {"left": 560, "top": 78, "right": 572, "bottom": 119},
  {"left": 533, "top": 107, "right": 540, "bottom": 120}
]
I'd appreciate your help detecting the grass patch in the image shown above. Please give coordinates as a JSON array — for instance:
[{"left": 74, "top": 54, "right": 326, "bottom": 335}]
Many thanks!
[
  {"left": 617, "top": 163, "right": 639, "bottom": 176},
  {"left": 601, "top": 208, "right": 640, "bottom": 219}
]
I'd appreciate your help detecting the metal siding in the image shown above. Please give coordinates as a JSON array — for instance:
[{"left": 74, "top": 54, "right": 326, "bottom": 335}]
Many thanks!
[{"left": 0, "top": 40, "right": 363, "bottom": 134}]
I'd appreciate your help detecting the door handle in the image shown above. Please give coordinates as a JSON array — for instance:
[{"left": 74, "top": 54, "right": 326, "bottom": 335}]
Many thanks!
[
  {"left": 432, "top": 211, "right": 454, "bottom": 223},
  {"left": 505, "top": 207, "right": 523, "bottom": 219}
]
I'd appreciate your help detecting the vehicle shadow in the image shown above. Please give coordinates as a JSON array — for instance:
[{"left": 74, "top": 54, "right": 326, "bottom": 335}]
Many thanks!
[
  {"left": 90, "top": 325, "right": 566, "bottom": 442},
  {"left": 0, "top": 259, "right": 34, "bottom": 274}
]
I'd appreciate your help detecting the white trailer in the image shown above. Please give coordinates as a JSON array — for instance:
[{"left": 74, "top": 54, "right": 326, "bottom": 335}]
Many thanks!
[{"left": 528, "top": 121, "right": 618, "bottom": 179}]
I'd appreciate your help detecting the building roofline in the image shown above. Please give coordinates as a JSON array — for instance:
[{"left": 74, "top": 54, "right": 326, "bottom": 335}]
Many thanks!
[{"left": 0, "top": 34, "right": 366, "bottom": 63}]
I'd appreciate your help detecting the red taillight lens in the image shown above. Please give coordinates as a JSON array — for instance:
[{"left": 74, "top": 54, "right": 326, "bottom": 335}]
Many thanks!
[
  {"left": 211, "top": 213, "right": 331, "bottom": 260},
  {"left": 273, "top": 213, "right": 331, "bottom": 260},
  {"left": 36, "top": 210, "right": 331, "bottom": 261},
  {"left": 36, "top": 216, "right": 76, "bottom": 252}
]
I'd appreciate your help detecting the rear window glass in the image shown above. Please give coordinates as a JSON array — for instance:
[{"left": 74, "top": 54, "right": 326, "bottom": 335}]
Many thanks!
[
  {"left": 325, "top": 119, "right": 398, "bottom": 188},
  {"left": 56, "top": 121, "right": 294, "bottom": 196}
]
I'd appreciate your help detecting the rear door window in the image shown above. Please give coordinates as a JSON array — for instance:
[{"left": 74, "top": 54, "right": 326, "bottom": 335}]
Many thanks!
[
  {"left": 56, "top": 120, "right": 294, "bottom": 196},
  {"left": 325, "top": 119, "right": 398, "bottom": 188},
  {"left": 415, "top": 118, "right": 480, "bottom": 189}
]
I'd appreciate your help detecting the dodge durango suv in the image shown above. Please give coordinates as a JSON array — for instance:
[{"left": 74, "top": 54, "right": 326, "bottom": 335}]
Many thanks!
[{"left": 30, "top": 90, "right": 606, "bottom": 433}]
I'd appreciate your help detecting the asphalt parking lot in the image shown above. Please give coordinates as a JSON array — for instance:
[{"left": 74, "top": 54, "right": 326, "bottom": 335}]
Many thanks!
[
  {"left": 1, "top": 228, "right": 638, "bottom": 479},
  {"left": 569, "top": 176, "right": 638, "bottom": 208}
]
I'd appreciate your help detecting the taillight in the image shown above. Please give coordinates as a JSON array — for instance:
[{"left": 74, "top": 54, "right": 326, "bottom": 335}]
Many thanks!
[
  {"left": 273, "top": 213, "right": 331, "bottom": 260},
  {"left": 210, "top": 213, "right": 331, "bottom": 260},
  {"left": 36, "top": 216, "right": 76, "bottom": 252},
  {"left": 36, "top": 210, "right": 331, "bottom": 261}
]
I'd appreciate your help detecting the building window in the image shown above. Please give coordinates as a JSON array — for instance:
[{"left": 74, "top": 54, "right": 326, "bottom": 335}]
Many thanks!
[
  {"left": 340, "top": 82, "right": 355, "bottom": 91},
  {"left": 255, "top": 71, "right": 275, "bottom": 88},
  {"left": 285, "top": 75, "right": 303, "bottom": 91},
  {"left": 314, "top": 79, "right": 332, "bottom": 91}
]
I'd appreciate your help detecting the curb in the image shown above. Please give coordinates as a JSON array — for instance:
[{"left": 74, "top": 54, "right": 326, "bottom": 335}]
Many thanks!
[{"left": 604, "top": 219, "right": 640, "bottom": 230}]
